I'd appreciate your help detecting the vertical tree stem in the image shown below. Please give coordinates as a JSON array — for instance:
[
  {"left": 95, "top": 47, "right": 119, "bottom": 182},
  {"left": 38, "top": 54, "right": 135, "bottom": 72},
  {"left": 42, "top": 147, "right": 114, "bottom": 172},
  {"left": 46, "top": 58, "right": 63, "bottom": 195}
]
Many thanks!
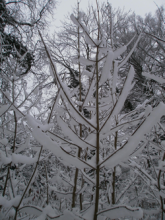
[
  {"left": 94, "top": 44, "right": 100, "bottom": 220},
  {"left": 72, "top": 148, "right": 81, "bottom": 208},
  {"left": 45, "top": 165, "right": 49, "bottom": 205},
  {"left": 112, "top": 131, "right": 117, "bottom": 205},
  {"left": 158, "top": 153, "right": 165, "bottom": 220},
  {"left": 3, "top": 167, "right": 9, "bottom": 196},
  {"left": 72, "top": 1, "right": 83, "bottom": 210},
  {"left": 94, "top": 2, "right": 100, "bottom": 219}
]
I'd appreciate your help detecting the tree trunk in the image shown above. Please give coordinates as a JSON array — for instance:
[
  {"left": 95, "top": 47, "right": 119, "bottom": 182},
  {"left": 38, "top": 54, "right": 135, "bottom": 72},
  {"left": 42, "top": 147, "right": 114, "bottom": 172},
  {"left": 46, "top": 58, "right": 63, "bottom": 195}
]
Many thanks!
[
  {"left": 93, "top": 42, "right": 100, "bottom": 220},
  {"left": 72, "top": 148, "right": 81, "bottom": 208}
]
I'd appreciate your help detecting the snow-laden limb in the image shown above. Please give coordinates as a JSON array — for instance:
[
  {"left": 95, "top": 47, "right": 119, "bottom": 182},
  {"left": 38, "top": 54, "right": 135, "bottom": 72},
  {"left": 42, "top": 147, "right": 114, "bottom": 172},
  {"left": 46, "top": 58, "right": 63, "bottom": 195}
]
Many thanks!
[
  {"left": 80, "top": 170, "right": 96, "bottom": 185},
  {"left": 118, "top": 34, "right": 142, "bottom": 68},
  {"left": 112, "top": 61, "right": 118, "bottom": 98},
  {"left": 101, "top": 117, "right": 143, "bottom": 139},
  {"left": 142, "top": 72, "right": 165, "bottom": 84},
  {"left": 61, "top": 146, "right": 96, "bottom": 169},
  {"left": 70, "top": 14, "right": 97, "bottom": 47},
  {"left": 100, "top": 121, "right": 124, "bottom": 139},
  {"left": 47, "top": 131, "right": 81, "bottom": 150},
  {"left": 126, "top": 34, "right": 137, "bottom": 47},
  {"left": 99, "top": 50, "right": 113, "bottom": 86},
  {"left": 4, "top": 92, "right": 10, "bottom": 102},
  {"left": 29, "top": 123, "right": 92, "bottom": 169},
  {"left": 60, "top": 81, "right": 73, "bottom": 99},
  {"left": 18, "top": 205, "right": 61, "bottom": 220},
  {"left": 97, "top": 205, "right": 143, "bottom": 219},
  {"left": 26, "top": 114, "right": 53, "bottom": 131},
  {"left": 113, "top": 45, "right": 127, "bottom": 59},
  {"left": 98, "top": 103, "right": 112, "bottom": 111},
  {"left": 57, "top": 116, "right": 95, "bottom": 149},
  {"left": 130, "top": 142, "right": 147, "bottom": 157},
  {"left": 49, "top": 63, "right": 55, "bottom": 78},
  {"left": 85, "top": 132, "right": 96, "bottom": 145},
  {"left": 39, "top": 32, "right": 96, "bottom": 129},
  {"left": 101, "top": 65, "right": 135, "bottom": 134},
  {"left": 77, "top": 56, "right": 95, "bottom": 66},
  {"left": 76, "top": 183, "right": 88, "bottom": 195},
  {"left": 83, "top": 77, "right": 96, "bottom": 107},
  {"left": 10, "top": 105, "right": 25, "bottom": 118},
  {"left": 49, "top": 89, "right": 61, "bottom": 117},
  {"left": 22, "top": 81, "right": 28, "bottom": 98},
  {"left": 62, "top": 94, "right": 96, "bottom": 129},
  {"left": 116, "top": 175, "right": 138, "bottom": 203},
  {"left": 112, "top": 65, "right": 135, "bottom": 116},
  {"left": 18, "top": 205, "right": 44, "bottom": 218},
  {"left": 100, "top": 102, "right": 165, "bottom": 168},
  {"left": 129, "top": 160, "right": 158, "bottom": 188},
  {"left": 70, "top": 14, "right": 82, "bottom": 29}
]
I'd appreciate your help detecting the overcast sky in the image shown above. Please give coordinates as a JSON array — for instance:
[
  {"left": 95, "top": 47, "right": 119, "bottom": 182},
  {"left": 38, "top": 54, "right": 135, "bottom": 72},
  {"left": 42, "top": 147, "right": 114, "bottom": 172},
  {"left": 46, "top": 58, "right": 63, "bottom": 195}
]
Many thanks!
[{"left": 51, "top": 0, "right": 165, "bottom": 28}]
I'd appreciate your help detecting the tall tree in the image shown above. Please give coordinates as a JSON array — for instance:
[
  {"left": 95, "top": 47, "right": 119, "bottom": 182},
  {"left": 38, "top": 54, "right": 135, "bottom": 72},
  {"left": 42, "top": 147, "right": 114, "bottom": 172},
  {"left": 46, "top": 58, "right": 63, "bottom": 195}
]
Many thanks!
[{"left": 37, "top": 5, "right": 165, "bottom": 219}]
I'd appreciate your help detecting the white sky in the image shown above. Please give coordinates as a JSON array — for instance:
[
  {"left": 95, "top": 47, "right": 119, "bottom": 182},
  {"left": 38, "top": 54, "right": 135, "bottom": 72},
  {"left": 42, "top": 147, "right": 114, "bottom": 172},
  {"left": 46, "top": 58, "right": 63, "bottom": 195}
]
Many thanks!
[{"left": 52, "top": 0, "right": 165, "bottom": 28}]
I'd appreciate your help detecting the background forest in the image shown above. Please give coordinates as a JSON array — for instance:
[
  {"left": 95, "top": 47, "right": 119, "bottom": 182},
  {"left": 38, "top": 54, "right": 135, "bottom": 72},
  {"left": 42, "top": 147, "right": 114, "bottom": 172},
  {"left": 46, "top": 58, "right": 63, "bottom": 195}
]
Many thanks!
[{"left": 0, "top": 0, "right": 165, "bottom": 219}]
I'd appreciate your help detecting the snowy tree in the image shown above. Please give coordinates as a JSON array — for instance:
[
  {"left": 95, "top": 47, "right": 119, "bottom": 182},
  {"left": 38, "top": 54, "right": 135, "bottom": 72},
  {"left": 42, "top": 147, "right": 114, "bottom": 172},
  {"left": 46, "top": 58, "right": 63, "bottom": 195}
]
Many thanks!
[
  {"left": 46, "top": 3, "right": 165, "bottom": 218},
  {"left": 37, "top": 6, "right": 165, "bottom": 219},
  {"left": 1, "top": 2, "right": 165, "bottom": 220}
]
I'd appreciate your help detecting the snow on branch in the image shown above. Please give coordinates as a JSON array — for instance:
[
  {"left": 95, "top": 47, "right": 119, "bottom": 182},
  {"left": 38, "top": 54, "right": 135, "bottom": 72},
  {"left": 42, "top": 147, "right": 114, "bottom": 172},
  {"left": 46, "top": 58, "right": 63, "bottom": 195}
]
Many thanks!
[
  {"left": 39, "top": 31, "right": 96, "bottom": 130},
  {"left": 101, "top": 65, "right": 135, "bottom": 134},
  {"left": 70, "top": 14, "right": 97, "bottom": 47},
  {"left": 142, "top": 72, "right": 165, "bottom": 84},
  {"left": 33, "top": 128, "right": 91, "bottom": 169},
  {"left": 97, "top": 205, "right": 143, "bottom": 219},
  {"left": 47, "top": 131, "right": 82, "bottom": 150},
  {"left": 99, "top": 50, "right": 113, "bottom": 86},
  {"left": 18, "top": 205, "right": 61, "bottom": 219},
  {"left": 118, "top": 34, "right": 142, "bottom": 68},
  {"left": 113, "top": 45, "right": 127, "bottom": 60},
  {"left": 57, "top": 116, "right": 95, "bottom": 150},
  {"left": 26, "top": 114, "right": 93, "bottom": 169},
  {"left": 100, "top": 102, "right": 165, "bottom": 168}
]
